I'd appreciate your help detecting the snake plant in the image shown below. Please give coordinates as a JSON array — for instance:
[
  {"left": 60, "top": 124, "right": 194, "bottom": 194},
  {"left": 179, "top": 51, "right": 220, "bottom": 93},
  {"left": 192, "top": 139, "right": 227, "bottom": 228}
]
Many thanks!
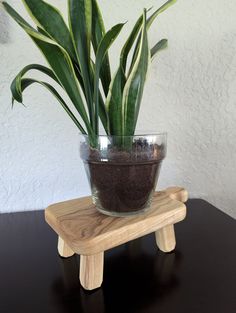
[{"left": 2, "top": 0, "right": 176, "bottom": 146}]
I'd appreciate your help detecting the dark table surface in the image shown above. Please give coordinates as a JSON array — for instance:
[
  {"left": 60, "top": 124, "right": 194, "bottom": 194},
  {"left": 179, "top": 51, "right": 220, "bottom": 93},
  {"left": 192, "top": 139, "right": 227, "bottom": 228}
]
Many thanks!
[{"left": 0, "top": 199, "right": 235, "bottom": 313}]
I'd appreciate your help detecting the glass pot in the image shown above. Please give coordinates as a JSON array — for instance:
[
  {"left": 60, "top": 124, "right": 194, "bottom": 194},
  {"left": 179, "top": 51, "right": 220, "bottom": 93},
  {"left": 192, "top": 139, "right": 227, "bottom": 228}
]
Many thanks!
[{"left": 80, "top": 133, "right": 167, "bottom": 217}]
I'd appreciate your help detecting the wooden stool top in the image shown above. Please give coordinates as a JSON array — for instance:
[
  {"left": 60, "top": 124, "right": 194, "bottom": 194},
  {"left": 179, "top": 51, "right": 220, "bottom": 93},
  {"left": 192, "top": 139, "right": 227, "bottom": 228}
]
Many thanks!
[{"left": 45, "top": 187, "right": 187, "bottom": 256}]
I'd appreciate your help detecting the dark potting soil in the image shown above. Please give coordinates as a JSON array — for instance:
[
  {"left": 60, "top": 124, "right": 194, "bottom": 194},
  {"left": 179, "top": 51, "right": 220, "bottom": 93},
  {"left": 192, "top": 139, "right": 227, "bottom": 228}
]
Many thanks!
[{"left": 81, "top": 141, "right": 165, "bottom": 215}]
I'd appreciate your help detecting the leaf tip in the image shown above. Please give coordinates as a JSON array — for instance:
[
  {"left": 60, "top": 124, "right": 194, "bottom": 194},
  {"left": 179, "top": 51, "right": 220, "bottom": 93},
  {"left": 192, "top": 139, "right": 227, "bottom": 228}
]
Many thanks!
[{"left": 1, "top": 1, "right": 6, "bottom": 9}]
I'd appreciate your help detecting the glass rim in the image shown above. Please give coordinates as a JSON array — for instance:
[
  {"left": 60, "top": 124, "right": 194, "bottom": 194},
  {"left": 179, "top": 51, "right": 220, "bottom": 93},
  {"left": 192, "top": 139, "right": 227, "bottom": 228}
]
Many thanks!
[{"left": 79, "top": 132, "right": 167, "bottom": 138}]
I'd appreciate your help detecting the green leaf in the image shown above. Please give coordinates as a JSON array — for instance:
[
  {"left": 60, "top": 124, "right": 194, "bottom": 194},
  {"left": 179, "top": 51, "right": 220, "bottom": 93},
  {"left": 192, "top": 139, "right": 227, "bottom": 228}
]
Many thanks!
[
  {"left": 21, "top": 0, "right": 77, "bottom": 61},
  {"left": 68, "top": 0, "right": 92, "bottom": 60},
  {"left": 68, "top": 0, "right": 94, "bottom": 127},
  {"left": 37, "top": 26, "right": 50, "bottom": 37},
  {"left": 2, "top": 1, "right": 34, "bottom": 29},
  {"left": 120, "top": 15, "right": 143, "bottom": 75},
  {"left": 120, "top": 7, "right": 152, "bottom": 75},
  {"left": 151, "top": 39, "right": 168, "bottom": 59},
  {"left": 129, "top": 0, "right": 176, "bottom": 73},
  {"left": 147, "top": 0, "right": 177, "bottom": 28},
  {"left": 91, "top": 0, "right": 105, "bottom": 52},
  {"left": 2, "top": 2, "right": 58, "bottom": 45},
  {"left": 19, "top": 78, "right": 86, "bottom": 134},
  {"left": 109, "top": 8, "right": 153, "bottom": 136},
  {"left": 94, "top": 23, "right": 125, "bottom": 134},
  {"left": 3, "top": 2, "right": 93, "bottom": 136},
  {"left": 32, "top": 39, "right": 92, "bottom": 133},
  {"left": 90, "top": 60, "right": 108, "bottom": 132},
  {"left": 108, "top": 8, "right": 152, "bottom": 136},
  {"left": 122, "top": 10, "right": 150, "bottom": 136},
  {"left": 91, "top": 0, "right": 111, "bottom": 96},
  {"left": 11, "top": 63, "right": 60, "bottom": 104},
  {"left": 106, "top": 66, "right": 126, "bottom": 135}
]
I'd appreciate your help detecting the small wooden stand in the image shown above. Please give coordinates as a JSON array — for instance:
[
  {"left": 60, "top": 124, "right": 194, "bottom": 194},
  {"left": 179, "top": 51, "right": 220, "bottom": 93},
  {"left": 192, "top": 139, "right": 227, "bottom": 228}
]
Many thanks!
[{"left": 45, "top": 187, "right": 188, "bottom": 290}]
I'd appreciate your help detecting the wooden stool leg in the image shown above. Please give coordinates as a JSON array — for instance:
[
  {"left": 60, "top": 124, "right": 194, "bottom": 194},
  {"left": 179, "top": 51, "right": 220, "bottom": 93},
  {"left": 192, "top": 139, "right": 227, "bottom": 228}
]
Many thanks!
[
  {"left": 58, "top": 236, "right": 75, "bottom": 258},
  {"left": 155, "top": 225, "right": 176, "bottom": 253},
  {"left": 79, "top": 252, "right": 104, "bottom": 290}
]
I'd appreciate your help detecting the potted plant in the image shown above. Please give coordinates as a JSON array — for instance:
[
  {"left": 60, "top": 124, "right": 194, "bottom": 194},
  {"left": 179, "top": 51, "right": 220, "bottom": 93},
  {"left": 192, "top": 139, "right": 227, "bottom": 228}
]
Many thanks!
[{"left": 2, "top": 0, "right": 176, "bottom": 216}]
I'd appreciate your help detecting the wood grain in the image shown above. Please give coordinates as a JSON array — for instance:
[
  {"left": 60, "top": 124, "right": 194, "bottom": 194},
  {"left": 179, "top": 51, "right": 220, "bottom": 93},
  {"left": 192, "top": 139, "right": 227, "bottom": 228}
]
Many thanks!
[
  {"left": 165, "top": 187, "right": 188, "bottom": 203},
  {"left": 79, "top": 252, "right": 104, "bottom": 290},
  {"left": 155, "top": 224, "right": 176, "bottom": 252},
  {"left": 57, "top": 236, "right": 74, "bottom": 258},
  {"left": 45, "top": 187, "right": 187, "bottom": 256}
]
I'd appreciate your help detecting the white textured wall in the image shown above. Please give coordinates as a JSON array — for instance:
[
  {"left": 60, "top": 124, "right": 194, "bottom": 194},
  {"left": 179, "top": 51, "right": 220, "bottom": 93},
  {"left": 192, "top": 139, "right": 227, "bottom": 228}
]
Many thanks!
[{"left": 0, "top": 0, "right": 236, "bottom": 217}]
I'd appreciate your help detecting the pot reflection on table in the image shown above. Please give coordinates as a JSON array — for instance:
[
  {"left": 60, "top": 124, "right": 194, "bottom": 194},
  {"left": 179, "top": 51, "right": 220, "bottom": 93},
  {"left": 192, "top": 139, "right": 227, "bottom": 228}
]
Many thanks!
[{"left": 51, "top": 235, "right": 183, "bottom": 313}]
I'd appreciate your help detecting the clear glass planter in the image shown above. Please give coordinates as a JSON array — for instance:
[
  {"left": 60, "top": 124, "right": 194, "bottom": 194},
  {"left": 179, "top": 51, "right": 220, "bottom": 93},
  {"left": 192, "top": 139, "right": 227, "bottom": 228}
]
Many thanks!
[{"left": 80, "top": 134, "right": 167, "bottom": 217}]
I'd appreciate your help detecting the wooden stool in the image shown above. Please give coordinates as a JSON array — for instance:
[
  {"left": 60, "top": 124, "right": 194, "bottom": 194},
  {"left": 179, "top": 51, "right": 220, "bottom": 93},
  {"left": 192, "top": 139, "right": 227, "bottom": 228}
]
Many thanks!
[{"left": 45, "top": 187, "right": 188, "bottom": 290}]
